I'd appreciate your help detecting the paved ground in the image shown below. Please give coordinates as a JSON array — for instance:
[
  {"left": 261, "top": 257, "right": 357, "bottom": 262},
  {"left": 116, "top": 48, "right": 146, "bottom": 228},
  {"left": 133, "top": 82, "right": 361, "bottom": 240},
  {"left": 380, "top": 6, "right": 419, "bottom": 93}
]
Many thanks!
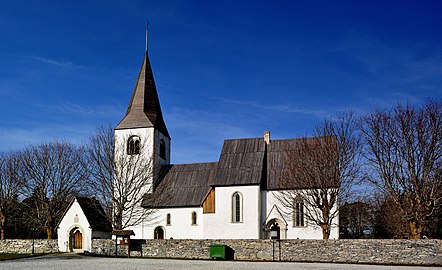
[{"left": 1, "top": 253, "right": 440, "bottom": 270}]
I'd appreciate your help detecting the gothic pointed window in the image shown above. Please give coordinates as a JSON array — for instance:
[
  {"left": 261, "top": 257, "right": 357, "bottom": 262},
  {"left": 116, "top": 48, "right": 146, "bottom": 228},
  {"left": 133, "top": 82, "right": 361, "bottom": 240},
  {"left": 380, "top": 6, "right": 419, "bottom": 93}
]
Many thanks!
[
  {"left": 159, "top": 139, "right": 166, "bottom": 159},
  {"left": 293, "top": 200, "right": 305, "bottom": 227},
  {"left": 127, "top": 136, "right": 141, "bottom": 155},
  {"left": 232, "top": 192, "right": 243, "bottom": 223}
]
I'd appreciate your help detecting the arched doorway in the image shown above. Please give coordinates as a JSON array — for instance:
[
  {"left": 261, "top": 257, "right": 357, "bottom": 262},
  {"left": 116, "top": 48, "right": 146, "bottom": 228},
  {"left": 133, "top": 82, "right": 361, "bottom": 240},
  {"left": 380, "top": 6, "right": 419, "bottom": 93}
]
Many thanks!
[
  {"left": 270, "top": 222, "right": 281, "bottom": 239},
  {"left": 69, "top": 227, "right": 83, "bottom": 251},
  {"left": 154, "top": 226, "right": 165, "bottom": 239},
  {"left": 265, "top": 218, "right": 287, "bottom": 239}
]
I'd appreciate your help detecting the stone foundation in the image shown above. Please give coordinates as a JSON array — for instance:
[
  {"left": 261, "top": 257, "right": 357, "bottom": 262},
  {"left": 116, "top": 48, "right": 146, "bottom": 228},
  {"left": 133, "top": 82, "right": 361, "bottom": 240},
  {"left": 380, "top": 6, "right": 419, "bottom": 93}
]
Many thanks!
[
  {"left": 0, "top": 239, "right": 58, "bottom": 254},
  {"left": 91, "top": 239, "right": 442, "bottom": 266}
]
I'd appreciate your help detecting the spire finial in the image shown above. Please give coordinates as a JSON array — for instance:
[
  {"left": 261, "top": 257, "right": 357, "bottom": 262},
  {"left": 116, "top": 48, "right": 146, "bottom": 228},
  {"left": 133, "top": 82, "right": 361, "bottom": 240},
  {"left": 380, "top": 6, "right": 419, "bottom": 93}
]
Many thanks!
[{"left": 145, "top": 21, "right": 149, "bottom": 54}]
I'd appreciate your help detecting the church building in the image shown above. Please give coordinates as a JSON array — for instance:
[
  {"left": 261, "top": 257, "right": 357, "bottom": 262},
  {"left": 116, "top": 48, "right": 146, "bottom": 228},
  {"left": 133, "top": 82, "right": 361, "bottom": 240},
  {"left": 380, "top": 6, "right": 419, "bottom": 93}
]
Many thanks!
[{"left": 114, "top": 38, "right": 339, "bottom": 240}]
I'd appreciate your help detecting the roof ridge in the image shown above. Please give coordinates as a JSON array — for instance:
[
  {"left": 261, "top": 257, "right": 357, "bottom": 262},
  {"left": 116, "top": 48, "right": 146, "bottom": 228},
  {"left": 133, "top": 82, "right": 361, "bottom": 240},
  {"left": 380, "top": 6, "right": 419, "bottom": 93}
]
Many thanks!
[
  {"left": 270, "top": 135, "right": 336, "bottom": 142},
  {"left": 223, "top": 137, "right": 261, "bottom": 142}
]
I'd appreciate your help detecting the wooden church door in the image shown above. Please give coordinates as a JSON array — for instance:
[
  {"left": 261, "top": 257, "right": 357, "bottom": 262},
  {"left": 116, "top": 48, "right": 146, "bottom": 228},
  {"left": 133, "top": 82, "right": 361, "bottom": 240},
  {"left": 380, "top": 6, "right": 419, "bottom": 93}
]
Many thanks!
[{"left": 73, "top": 231, "right": 82, "bottom": 249}]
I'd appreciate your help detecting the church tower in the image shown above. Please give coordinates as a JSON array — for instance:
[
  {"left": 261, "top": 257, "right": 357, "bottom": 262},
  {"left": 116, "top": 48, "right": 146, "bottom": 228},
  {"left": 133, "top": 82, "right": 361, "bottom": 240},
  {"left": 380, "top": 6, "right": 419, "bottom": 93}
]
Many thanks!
[{"left": 114, "top": 30, "right": 171, "bottom": 194}]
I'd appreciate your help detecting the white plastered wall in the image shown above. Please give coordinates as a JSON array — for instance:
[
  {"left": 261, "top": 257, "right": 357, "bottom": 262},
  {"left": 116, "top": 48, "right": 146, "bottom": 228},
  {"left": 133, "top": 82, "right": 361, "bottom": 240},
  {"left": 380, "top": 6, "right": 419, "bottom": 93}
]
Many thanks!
[
  {"left": 57, "top": 199, "right": 93, "bottom": 252},
  {"left": 265, "top": 190, "right": 339, "bottom": 239},
  {"left": 114, "top": 127, "right": 155, "bottom": 229},
  {"left": 114, "top": 127, "right": 172, "bottom": 239},
  {"left": 129, "top": 207, "right": 203, "bottom": 239},
  {"left": 203, "top": 185, "right": 261, "bottom": 239},
  {"left": 154, "top": 129, "right": 171, "bottom": 167}
]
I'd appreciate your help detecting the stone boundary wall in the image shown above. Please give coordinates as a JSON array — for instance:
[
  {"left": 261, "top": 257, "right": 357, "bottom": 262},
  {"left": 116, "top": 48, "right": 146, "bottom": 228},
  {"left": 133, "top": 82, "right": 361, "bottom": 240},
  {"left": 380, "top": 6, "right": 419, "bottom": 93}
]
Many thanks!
[
  {"left": 0, "top": 239, "right": 58, "bottom": 254},
  {"left": 91, "top": 239, "right": 442, "bottom": 266}
]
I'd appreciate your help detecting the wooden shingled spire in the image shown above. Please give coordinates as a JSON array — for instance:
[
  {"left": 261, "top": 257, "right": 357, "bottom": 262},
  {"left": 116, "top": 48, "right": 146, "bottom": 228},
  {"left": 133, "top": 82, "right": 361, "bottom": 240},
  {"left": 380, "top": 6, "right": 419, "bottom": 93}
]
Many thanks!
[{"left": 115, "top": 25, "right": 170, "bottom": 139}]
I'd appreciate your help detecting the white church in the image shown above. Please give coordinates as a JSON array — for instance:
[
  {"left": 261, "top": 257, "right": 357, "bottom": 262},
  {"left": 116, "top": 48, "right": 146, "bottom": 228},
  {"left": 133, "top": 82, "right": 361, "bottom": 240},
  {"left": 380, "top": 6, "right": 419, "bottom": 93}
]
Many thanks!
[
  {"left": 58, "top": 36, "right": 339, "bottom": 252},
  {"left": 113, "top": 41, "right": 339, "bottom": 241}
]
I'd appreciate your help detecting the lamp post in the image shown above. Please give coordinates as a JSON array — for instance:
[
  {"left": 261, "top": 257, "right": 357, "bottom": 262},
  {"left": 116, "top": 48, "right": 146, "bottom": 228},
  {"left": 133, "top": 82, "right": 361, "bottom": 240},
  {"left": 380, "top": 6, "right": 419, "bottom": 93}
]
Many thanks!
[{"left": 30, "top": 228, "right": 36, "bottom": 254}]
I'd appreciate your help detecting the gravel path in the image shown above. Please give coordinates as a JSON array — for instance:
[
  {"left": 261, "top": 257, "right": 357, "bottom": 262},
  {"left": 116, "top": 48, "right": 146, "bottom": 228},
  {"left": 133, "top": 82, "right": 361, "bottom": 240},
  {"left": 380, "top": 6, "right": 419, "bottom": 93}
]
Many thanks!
[{"left": 1, "top": 254, "right": 440, "bottom": 270}]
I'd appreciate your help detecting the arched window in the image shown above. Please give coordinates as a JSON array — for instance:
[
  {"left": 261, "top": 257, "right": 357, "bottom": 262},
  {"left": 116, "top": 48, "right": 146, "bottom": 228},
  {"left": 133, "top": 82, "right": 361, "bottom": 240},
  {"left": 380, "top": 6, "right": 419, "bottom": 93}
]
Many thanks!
[
  {"left": 166, "top": 213, "right": 171, "bottom": 225},
  {"left": 191, "top": 211, "right": 197, "bottom": 225},
  {"left": 232, "top": 192, "right": 243, "bottom": 223},
  {"left": 127, "top": 136, "right": 140, "bottom": 155},
  {"left": 159, "top": 139, "right": 166, "bottom": 159},
  {"left": 293, "top": 200, "right": 305, "bottom": 227}
]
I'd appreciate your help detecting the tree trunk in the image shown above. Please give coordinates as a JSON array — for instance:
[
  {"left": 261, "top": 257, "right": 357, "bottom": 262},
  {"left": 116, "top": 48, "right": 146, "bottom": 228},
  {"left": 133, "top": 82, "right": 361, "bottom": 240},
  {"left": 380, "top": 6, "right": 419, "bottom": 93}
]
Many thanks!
[
  {"left": 0, "top": 212, "right": 5, "bottom": 240},
  {"left": 321, "top": 224, "right": 330, "bottom": 239},
  {"left": 409, "top": 221, "right": 423, "bottom": 239},
  {"left": 46, "top": 227, "right": 53, "bottom": 239},
  {"left": 113, "top": 209, "right": 123, "bottom": 230}
]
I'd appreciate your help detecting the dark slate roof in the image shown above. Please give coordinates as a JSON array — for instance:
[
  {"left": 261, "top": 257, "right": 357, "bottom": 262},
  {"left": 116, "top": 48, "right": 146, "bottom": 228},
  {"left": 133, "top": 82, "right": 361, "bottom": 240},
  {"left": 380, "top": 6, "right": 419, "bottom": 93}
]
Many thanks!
[
  {"left": 213, "top": 138, "right": 266, "bottom": 186},
  {"left": 115, "top": 53, "right": 170, "bottom": 139},
  {"left": 142, "top": 162, "right": 218, "bottom": 208},
  {"left": 75, "top": 196, "right": 112, "bottom": 232},
  {"left": 140, "top": 136, "right": 338, "bottom": 208},
  {"left": 266, "top": 136, "right": 338, "bottom": 190}
]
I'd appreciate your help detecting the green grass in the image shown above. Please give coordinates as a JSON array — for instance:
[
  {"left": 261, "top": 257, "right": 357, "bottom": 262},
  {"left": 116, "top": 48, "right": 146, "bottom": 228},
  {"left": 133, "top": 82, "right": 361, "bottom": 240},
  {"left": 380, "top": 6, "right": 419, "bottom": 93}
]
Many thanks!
[{"left": 0, "top": 253, "right": 44, "bottom": 261}]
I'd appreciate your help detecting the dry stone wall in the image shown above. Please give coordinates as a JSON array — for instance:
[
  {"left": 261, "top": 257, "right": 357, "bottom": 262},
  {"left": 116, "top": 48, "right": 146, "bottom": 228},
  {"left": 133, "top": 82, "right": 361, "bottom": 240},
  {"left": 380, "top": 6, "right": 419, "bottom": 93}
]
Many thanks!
[
  {"left": 3, "top": 238, "right": 438, "bottom": 266},
  {"left": 91, "top": 239, "right": 442, "bottom": 266},
  {"left": 0, "top": 239, "right": 58, "bottom": 254}
]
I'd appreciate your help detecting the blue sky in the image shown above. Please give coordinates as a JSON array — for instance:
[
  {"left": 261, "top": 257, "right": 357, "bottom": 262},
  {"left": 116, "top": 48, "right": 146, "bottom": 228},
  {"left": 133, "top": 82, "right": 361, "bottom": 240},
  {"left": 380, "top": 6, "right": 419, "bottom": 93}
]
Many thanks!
[{"left": 0, "top": 0, "right": 441, "bottom": 164}]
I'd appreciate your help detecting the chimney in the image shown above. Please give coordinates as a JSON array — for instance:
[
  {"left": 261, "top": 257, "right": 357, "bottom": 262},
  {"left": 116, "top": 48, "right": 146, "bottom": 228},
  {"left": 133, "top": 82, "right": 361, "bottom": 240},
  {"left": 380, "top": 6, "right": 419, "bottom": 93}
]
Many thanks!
[{"left": 264, "top": 130, "right": 270, "bottom": 144}]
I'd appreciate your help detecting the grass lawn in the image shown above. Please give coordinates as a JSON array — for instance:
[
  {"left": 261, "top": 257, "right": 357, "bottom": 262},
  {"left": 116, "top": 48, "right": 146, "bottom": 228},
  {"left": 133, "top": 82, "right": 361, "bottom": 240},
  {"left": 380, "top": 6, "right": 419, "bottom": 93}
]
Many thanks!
[{"left": 0, "top": 253, "right": 44, "bottom": 261}]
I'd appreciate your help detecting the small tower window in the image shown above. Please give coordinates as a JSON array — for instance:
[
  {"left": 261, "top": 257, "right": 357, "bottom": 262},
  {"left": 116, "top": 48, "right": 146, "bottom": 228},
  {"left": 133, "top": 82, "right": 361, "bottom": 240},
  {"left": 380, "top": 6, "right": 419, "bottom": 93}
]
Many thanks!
[
  {"left": 191, "top": 211, "right": 197, "bottom": 225},
  {"left": 127, "top": 136, "right": 140, "bottom": 155},
  {"left": 159, "top": 139, "right": 166, "bottom": 159}
]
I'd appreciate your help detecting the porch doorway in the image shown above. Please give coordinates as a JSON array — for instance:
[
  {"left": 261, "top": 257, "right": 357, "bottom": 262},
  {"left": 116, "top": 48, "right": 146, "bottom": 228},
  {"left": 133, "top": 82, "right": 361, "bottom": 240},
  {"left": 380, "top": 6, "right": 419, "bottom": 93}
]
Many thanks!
[
  {"left": 69, "top": 228, "right": 83, "bottom": 251},
  {"left": 265, "top": 218, "right": 287, "bottom": 239}
]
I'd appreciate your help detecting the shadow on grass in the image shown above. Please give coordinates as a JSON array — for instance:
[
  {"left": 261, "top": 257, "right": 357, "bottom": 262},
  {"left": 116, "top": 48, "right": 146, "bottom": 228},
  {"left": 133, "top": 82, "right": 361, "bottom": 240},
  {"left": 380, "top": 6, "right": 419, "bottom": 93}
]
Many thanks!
[{"left": 0, "top": 253, "right": 46, "bottom": 261}]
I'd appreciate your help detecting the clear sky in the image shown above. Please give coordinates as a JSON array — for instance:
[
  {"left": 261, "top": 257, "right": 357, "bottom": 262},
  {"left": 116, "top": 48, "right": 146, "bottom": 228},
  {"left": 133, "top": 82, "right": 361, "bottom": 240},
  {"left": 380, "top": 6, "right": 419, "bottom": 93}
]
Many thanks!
[{"left": 0, "top": 0, "right": 441, "bottom": 164}]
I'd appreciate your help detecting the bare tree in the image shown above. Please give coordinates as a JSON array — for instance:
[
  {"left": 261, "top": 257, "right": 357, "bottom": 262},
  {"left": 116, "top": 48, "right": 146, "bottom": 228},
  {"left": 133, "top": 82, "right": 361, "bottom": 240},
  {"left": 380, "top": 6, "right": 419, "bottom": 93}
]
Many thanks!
[
  {"left": 276, "top": 111, "right": 361, "bottom": 239},
  {"left": 361, "top": 100, "right": 442, "bottom": 239},
  {"left": 340, "top": 201, "right": 374, "bottom": 238},
  {"left": 19, "top": 141, "right": 88, "bottom": 239},
  {"left": 85, "top": 126, "right": 156, "bottom": 230},
  {"left": 370, "top": 193, "right": 409, "bottom": 239},
  {"left": 0, "top": 152, "right": 23, "bottom": 239}
]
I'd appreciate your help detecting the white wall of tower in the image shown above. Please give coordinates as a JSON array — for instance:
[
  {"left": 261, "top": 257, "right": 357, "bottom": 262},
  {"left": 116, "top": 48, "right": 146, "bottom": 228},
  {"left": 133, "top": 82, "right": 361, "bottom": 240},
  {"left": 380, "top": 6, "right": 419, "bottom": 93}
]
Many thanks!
[{"left": 114, "top": 127, "right": 155, "bottom": 194}]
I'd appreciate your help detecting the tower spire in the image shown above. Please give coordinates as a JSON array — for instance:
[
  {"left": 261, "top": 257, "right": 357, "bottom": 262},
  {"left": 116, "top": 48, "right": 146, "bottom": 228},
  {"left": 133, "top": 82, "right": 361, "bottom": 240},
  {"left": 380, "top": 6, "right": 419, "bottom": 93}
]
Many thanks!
[
  {"left": 115, "top": 23, "right": 170, "bottom": 139},
  {"left": 145, "top": 21, "right": 149, "bottom": 54}
]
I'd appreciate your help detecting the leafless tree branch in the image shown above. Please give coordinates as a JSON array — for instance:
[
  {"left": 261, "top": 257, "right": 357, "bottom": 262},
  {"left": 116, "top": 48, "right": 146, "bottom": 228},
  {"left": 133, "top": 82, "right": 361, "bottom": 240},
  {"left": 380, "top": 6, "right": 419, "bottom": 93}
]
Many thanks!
[
  {"left": 85, "top": 126, "right": 157, "bottom": 230},
  {"left": 361, "top": 100, "right": 442, "bottom": 239},
  {"left": 275, "top": 111, "right": 362, "bottom": 239}
]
